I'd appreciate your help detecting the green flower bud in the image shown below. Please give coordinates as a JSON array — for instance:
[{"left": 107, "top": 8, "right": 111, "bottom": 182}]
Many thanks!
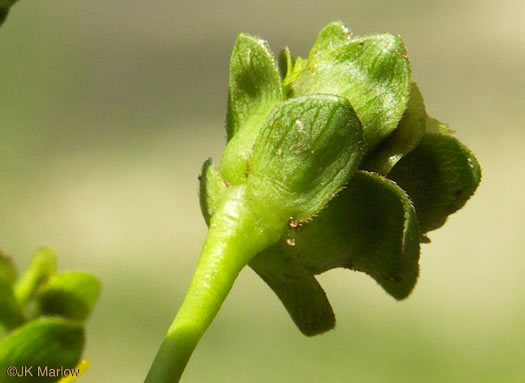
[
  {"left": 36, "top": 272, "right": 101, "bottom": 322},
  {"left": 147, "top": 22, "right": 481, "bottom": 383}
]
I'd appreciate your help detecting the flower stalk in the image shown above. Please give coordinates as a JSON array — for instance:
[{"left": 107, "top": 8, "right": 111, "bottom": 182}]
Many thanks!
[
  {"left": 145, "top": 186, "right": 285, "bottom": 382},
  {"left": 145, "top": 21, "right": 480, "bottom": 382}
]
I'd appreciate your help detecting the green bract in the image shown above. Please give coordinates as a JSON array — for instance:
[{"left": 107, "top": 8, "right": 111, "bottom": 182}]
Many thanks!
[
  {"left": 248, "top": 95, "right": 365, "bottom": 221},
  {"left": 147, "top": 21, "right": 481, "bottom": 382},
  {"left": 290, "top": 22, "right": 411, "bottom": 150},
  {"left": 221, "top": 33, "right": 284, "bottom": 184},
  {"left": 389, "top": 132, "right": 481, "bottom": 233},
  {"left": 363, "top": 82, "right": 427, "bottom": 174}
]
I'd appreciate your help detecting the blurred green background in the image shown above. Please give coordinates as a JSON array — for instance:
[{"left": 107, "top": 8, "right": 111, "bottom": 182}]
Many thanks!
[{"left": 1, "top": 0, "right": 524, "bottom": 381}]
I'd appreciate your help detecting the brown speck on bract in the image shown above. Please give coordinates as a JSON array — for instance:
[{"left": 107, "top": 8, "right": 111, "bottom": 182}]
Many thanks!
[{"left": 244, "top": 160, "right": 251, "bottom": 178}]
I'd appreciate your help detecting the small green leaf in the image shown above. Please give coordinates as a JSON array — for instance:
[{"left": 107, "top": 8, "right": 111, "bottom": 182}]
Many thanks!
[
  {"left": 265, "top": 171, "right": 420, "bottom": 301},
  {"left": 221, "top": 33, "right": 283, "bottom": 184},
  {"left": 250, "top": 249, "right": 334, "bottom": 336},
  {"left": 282, "top": 55, "right": 306, "bottom": 97},
  {"left": 389, "top": 133, "right": 481, "bottom": 233},
  {"left": 199, "top": 159, "right": 227, "bottom": 225},
  {"left": 279, "top": 47, "right": 308, "bottom": 98},
  {"left": 0, "top": 279, "right": 23, "bottom": 331},
  {"left": 248, "top": 94, "right": 366, "bottom": 221},
  {"left": 0, "top": 318, "right": 84, "bottom": 383},
  {"left": 0, "top": 251, "right": 17, "bottom": 286},
  {"left": 363, "top": 82, "right": 427, "bottom": 174},
  {"left": 278, "top": 47, "right": 293, "bottom": 81},
  {"left": 291, "top": 23, "right": 411, "bottom": 149},
  {"left": 36, "top": 272, "right": 101, "bottom": 321},
  {"left": 15, "top": 248, "right": 57, "bottom": 307},
  {"left": 283, "top": 57, "right": 307, "bottom": 86}
]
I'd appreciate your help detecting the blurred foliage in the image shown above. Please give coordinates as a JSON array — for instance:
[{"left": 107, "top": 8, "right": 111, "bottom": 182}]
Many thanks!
[
  {"left": 0, "top": 0, "right": 523, "bottom": 382},
  {"left": 0, "top": 249, "right": 100, "bottom": 382}
]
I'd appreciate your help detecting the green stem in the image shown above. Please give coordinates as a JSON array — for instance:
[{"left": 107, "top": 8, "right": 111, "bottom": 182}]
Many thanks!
[{"left": 145, "top": 185, "right": 284, "bottom": 383}]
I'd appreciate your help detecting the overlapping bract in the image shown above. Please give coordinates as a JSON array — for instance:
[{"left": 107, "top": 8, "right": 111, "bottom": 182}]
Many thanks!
[{"left": 200, "top": 22, "right": 481, "bottom": 336}]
